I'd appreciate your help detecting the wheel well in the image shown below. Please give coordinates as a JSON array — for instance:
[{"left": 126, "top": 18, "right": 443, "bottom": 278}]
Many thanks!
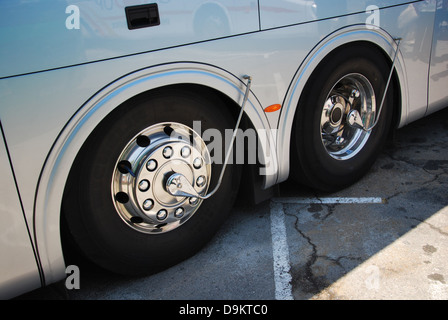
[{"left": 289, "top": 40, "right": 402, "bottom": 191}]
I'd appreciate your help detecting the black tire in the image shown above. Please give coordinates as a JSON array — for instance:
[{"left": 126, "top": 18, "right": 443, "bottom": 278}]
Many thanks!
[
  {"left": 62, "top": 85, "right": 241, "bottom": 275},
  {"left": 291, "top": 44, "right": 394, "bottom": 192}
]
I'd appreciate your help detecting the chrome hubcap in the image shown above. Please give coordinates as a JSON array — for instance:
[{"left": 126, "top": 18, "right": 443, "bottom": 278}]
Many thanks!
[
  {"left": 320, "top": 73, "right": 376, "bottom": 160},
  {"left": 112, "top": 123, "right": 211, "bottom": 234}
]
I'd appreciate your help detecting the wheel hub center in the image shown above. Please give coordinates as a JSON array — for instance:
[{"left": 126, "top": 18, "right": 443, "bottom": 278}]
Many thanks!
[
  {"left": 330, "top": 102, "right": 344, "bottom": 125},
  {"left": 166, "top": 172, "right": 201, "bottom": 199},
  {"left": 147, "top": 158, "right": 194, "bottom": 207}
]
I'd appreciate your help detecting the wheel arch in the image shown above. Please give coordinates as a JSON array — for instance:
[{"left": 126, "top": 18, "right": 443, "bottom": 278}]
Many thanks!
[
  {"left": 277, "top": 25, "right": 407, "bottom": 184},
  {"left": 33, "top": 62, "right": 274, "bottom": 284}
]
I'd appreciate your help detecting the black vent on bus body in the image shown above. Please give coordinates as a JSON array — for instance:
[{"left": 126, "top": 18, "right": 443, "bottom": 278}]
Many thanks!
[{"left": 125, "top": 4, "right": 160, "bottom": 30}]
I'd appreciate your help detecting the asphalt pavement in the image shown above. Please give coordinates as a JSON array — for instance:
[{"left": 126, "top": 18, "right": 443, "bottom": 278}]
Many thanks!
[{"left": 16, "top": 107, "right": 448, "bottom": 300}]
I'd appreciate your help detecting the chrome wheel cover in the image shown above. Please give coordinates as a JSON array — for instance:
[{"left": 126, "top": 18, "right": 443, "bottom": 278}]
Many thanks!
[
  {"left": 112, "top": 122, "right": 211, "bottom": 234},
  {"left": 320, "top": 73, "right": 376, "bottom": 160}
]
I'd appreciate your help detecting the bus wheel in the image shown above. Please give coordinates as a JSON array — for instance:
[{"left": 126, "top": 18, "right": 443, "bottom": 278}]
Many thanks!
[
  {"left": 62, "top": 86, "right": 241, "bottom": 275},
  {"left": 291, "top": 45, "right": 394, "bottom": 192}
]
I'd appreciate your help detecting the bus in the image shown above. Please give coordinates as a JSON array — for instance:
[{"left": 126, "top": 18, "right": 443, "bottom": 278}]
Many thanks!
[{"left": 1, "top": 0, "right": 447, "bottom": 298}]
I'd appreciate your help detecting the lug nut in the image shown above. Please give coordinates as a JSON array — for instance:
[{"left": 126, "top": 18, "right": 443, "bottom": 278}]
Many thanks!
[
  {"left": 174, "top": 207, "right": 184, "bottom": 218},
  {"left": 163, "top": 146, "right": 173, "bottom": 159},
  {"left": 335, "top": 136, "right": 345, "bottom": 145},
  {"left": 189, "top": 197, "right": 199, "bottom": 205},
  {"left": 181, "top": 146, "right": 191, "bottom": 158},
  {"left": 193, "top": 157, "right": 202, "bottom": 169},
  {"left": 196, "top": 175, "right": 206, "bottom": 188},
  {"left": 156, "top": 209, "right": 168, "bottom": 221},
  {"left": 351, "top": 89, "right": 360, "bottom": 98},
  {"left": 138, "top": 179, "right": 150, "bottom": 192},
  {"left": 146, "top": 159, "right": 157, "bottom": 171},
  {"left": 142, "top": 199, "right": 154, "bottom": 211}
]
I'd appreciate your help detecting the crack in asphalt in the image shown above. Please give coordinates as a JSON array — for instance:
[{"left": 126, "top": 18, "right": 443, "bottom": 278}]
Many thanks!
[
  {"left": 283, "top": 203, "right": 364, "bottom": 296},
  {"left": 285, "top": 207, "right": 322, "bottom": 295}
]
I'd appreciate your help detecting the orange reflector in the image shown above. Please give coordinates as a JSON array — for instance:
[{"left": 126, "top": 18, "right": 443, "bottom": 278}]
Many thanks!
[{"left": 264, "top": 104, "right": 282, "bottom": 113}]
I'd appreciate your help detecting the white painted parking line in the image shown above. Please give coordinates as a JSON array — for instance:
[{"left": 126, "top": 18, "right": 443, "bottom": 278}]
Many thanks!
[
  {"left": 270, "top": 201, "right": 294, "bottom": 300},
  {"left": 272, "top": 197, "right": 386, "bottom": 204},
  {"left": 269, "top": 196, "right": 386, "bottom": 300}
]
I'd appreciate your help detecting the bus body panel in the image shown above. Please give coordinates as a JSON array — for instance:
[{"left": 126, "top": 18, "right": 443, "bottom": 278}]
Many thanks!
[
  {"left": 0, "top": 128, "right": 41, "bottom": 299},
  {"left": 259, "top": 0, "right": 419, "bottom": 29},
  {"left": 0, "top": 0, "right": 259, "bottom": 78},
  {"left": 428, "top": 0, "right": 448, "bottom": 115}
]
